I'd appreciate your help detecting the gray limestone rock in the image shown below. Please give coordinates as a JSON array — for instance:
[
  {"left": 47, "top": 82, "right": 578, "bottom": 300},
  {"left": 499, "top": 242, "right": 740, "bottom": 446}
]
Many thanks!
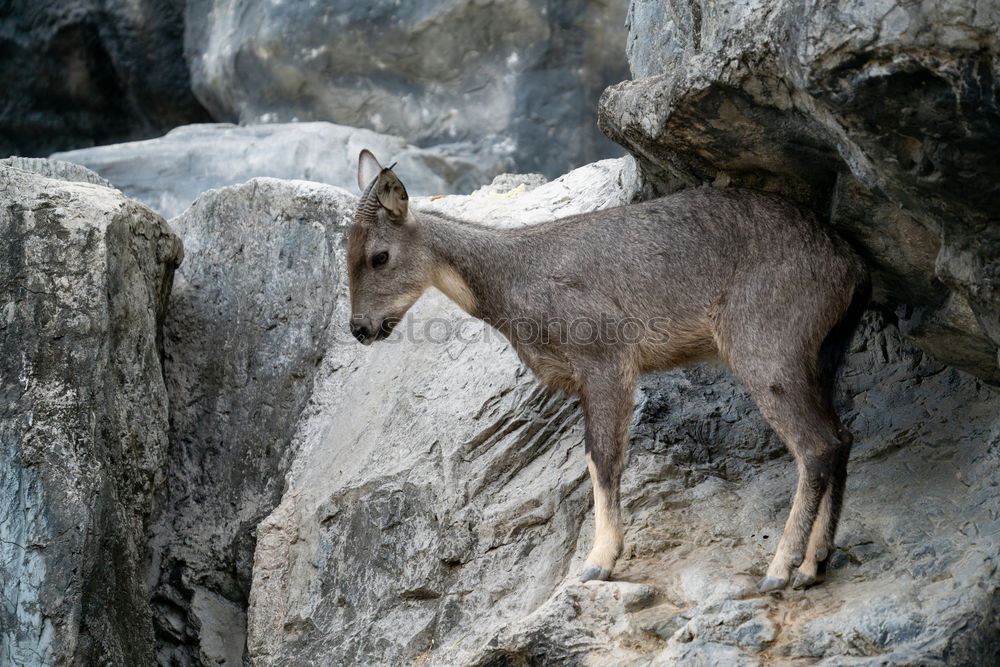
[
  {"left": 0, "top": 0, "right": 209, "bottom": 157},
  {"left": 241, "top": 158, "right": 1000, "bottom": 664},
  {"left": 183, "top": 0, "right": 630, "bottom": 178},
  {"left": 52, "top": 122, "right": 506, "bottom": 219},
  {"left": 0, "top": 157, "right": 112, "bottom": 188},
  {"left": 0, "top": 162, "right": 182, "bottom": 664},
  {"left": 599, "top": 0, "right": 1000, "bottom": 384},
  {"left": 423, "top": 156, "right": 642, "bottom": 227},
  {"left": 147, "top": 177, "right": 356, "bottom": 665}
]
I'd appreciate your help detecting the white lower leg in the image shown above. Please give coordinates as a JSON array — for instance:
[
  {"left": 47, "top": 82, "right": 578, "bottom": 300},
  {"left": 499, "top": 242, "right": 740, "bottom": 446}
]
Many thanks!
[
  {"left": 798, "top": 490, "right": 833, "bottom": 580},
  {"left": 582, "top": 454, "right": 622, "bottom": 578},
  {"left": 765, "top": 472, "right": 814, "bottom": 582}
]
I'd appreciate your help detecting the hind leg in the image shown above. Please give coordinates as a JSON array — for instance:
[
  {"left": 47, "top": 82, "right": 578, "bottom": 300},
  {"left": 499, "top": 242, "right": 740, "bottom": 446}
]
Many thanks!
[
  {"left": 714, "top": 267, "right": 863, "bottom": 591},
  {"left": 793, "top": 425, "right": 852, "bottom": 589},
  {"left": 733, "top": 374, "right": 845, "bottom": 592},
  {"left": 756, "top": 443, "right": 834, "bottom": 591}
]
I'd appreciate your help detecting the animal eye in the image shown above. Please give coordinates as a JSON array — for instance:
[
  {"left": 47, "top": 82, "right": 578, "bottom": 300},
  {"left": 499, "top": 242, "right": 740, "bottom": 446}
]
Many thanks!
[{"left": 372, "top": 251, "right": 389, "bottom": 267}]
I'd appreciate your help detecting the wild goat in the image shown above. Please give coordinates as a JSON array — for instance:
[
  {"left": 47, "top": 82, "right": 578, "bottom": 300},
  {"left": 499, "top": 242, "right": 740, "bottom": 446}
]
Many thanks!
[{"left": 346, "top": 150, "right": 870, "bottom": 591}]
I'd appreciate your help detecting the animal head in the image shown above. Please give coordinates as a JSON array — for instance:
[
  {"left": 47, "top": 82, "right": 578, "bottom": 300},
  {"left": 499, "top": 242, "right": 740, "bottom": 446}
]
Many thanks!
[{"left": 347, "top": 150, "right": 432, "bottom": 345}]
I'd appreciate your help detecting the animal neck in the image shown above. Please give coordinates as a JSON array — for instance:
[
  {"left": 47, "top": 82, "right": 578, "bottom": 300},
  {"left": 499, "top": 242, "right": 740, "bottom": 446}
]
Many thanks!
[{"left": 416, "top": 210, "right": 520, "bottom": 321}]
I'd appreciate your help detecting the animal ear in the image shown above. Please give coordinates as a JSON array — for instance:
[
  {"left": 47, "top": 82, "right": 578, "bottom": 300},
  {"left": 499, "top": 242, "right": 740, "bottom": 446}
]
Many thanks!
[
  {"left": 376, "top": 169, "right": 409, "bottom": 222},
  {"left": 357, "top": 149, "right": 383, "bottom": 192}
]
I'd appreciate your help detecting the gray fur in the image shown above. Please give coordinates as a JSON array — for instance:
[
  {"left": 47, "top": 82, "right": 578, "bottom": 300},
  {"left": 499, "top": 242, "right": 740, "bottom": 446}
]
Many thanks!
[{"left": 348, "top": 152, "right": 871, "bottom": 589}]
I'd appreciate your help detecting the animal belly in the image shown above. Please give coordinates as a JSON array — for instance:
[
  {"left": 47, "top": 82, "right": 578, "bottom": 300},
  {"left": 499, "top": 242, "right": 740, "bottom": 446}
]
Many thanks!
[
  {"left": 636, "top": 331, "right": 718, "bottom": 372},
  {"left": 515, "top": 345, "right": 579, "bottom": 394}
]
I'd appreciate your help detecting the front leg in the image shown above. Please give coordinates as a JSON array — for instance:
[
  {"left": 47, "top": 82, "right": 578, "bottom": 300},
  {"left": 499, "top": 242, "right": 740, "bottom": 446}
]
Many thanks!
[{"left": 578, "top": 364, "right": 635, "bottom": 582}]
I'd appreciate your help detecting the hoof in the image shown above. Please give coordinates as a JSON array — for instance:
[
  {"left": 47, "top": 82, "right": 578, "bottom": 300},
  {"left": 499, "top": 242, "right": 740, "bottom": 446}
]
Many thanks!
[
  {"left": 756, "top": 576, "right": 787, "bottom": 593},
  {"left": 579, "top": 565, "right": 611, "bottom": 582},
  {"left": 791, "top": 570, "right": 818, "bottom": 590}
]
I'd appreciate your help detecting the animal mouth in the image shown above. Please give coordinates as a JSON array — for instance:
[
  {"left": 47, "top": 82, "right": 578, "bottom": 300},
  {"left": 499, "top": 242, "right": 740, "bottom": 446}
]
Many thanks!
[{"left": 374, "top": 317, "right": 400, "bottom": 342}]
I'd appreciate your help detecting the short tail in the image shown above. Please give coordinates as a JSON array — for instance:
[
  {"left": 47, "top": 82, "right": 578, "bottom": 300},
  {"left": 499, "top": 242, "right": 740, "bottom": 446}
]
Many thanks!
[{"left": 820, "top": 271, "right": 872, "bottom": 409}]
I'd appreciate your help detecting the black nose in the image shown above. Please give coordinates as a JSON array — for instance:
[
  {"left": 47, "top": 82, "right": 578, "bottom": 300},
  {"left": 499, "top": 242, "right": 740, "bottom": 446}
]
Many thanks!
[{"left": 351, "top": 322, "right": 371, "bottom": 342}]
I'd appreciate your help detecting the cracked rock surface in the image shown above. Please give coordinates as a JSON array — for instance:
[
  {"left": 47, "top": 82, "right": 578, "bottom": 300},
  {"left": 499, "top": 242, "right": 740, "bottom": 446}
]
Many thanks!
[
  {"left": 52, "top": 122, "right": 506, "bottom": 219},
  {"left": 242, "top": 159, "right": 1000, "bottom": 665},
  {"left": 147, "top": 178, "right": 355, "bottom": 665},
  {"left": 599, "top": 0, "right": 1000, "bottom": 384},
  {"left": 0, "top": 162, "right": 181, "bottom": 664},
  {"left": 183, "top": 0, "right": 629, "bottom": 178}
]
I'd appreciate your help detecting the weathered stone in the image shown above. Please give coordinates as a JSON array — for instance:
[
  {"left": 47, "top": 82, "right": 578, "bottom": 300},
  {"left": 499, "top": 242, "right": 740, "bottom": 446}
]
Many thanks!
[
  {"left": 0, "top": 162, "right": 182, "bottom": 664},
  {"left": 147, "top": 177, "right": 356, "bottom": 665},
  {"left": 5, "top": 2, "right": 996, "bottom": 664},
  {"left": 144, "top": 157, "right": 637, "bottom": 663},
  {"left": 0, "top": 0, "right": 208, "bottom": 157},
  {"left": 426, "top": 156, "right": 642, "bottom": 225},
  {"left": 242, "top": 158, "right": 1000, "bottom": 665},
  {"left": 53, "top": 122, "right": 505, "bottom": 219},
  {"left": 0, "top": 157, "right": 112, "bottom": 188},
  {"left": 183, "top": 0, "right": 629, "bottom": 178},
  {"left": 599, "top": 0, "right": 1000, "bottom": 383}
]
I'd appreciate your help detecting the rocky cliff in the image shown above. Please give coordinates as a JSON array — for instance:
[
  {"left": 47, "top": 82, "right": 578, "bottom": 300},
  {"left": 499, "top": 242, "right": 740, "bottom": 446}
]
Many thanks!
[
  {"left": 0, "top": 160, "right": 181, "bottom": 664},
  {"left": 1, "top": 0, "right": 999, "bottom": 665},
  {"left": 183, "top": 0, "right": 629, "bottom": 178},
  {"left": 0, "top": 0, "right": 209, "bottom": 157},
  {"left": 4, "top": 153, "right": 997, "bottom": 664},
  {"left": 599, "top": 0, "right": 1000, "bottom": 384},
  {"left": 147, "top": 178, "right": 356, "bottom": 665}
]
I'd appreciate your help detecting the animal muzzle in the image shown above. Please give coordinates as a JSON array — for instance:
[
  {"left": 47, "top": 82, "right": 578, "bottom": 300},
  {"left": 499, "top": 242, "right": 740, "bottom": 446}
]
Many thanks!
[{"left": 350, "top": 315, "right": 400, "bottom": 345}]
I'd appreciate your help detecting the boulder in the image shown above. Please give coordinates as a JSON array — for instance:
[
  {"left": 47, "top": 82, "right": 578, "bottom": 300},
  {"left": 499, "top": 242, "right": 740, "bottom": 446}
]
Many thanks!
[
  {"left": 0, "top": 162, "right": 182, "bottom": 664},
  {"left": 242, "top": 157, "right": 1000, "bottom": 664},
  {"left": 52, "top": 122, "right": 505, "bottom": 219},
  {"left": 183, "top": 0, "right": 630, "bottom": 178},
  {"left": 598, "top": 0, "right": 1000, "bottom": 384},
  {"left": 0, "top": 0, "right": 208, "bottom": 157},
  {"left": 245, "top": 157, "right": 643, "bottom": 665},
  {"left": 429, "top": 156, "right": 641, "bottom": 226},
  {"left": 0, "top": 157, "right": 112, "bottom": 187},
  {"left": 470, "top": 316, "right": 1000, "bottom": 665},
  {"left": 147, "top": 177, "right": 357, "bottom": 665},
  {"left": 148, "top": 158, "right": 637, "bottom": 663}
]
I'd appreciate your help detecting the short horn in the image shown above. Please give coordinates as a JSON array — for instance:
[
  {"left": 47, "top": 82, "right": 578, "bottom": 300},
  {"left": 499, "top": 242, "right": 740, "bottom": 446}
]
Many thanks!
[{"left": 354, "top": 178, "right": 379, "bottom": 225}]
